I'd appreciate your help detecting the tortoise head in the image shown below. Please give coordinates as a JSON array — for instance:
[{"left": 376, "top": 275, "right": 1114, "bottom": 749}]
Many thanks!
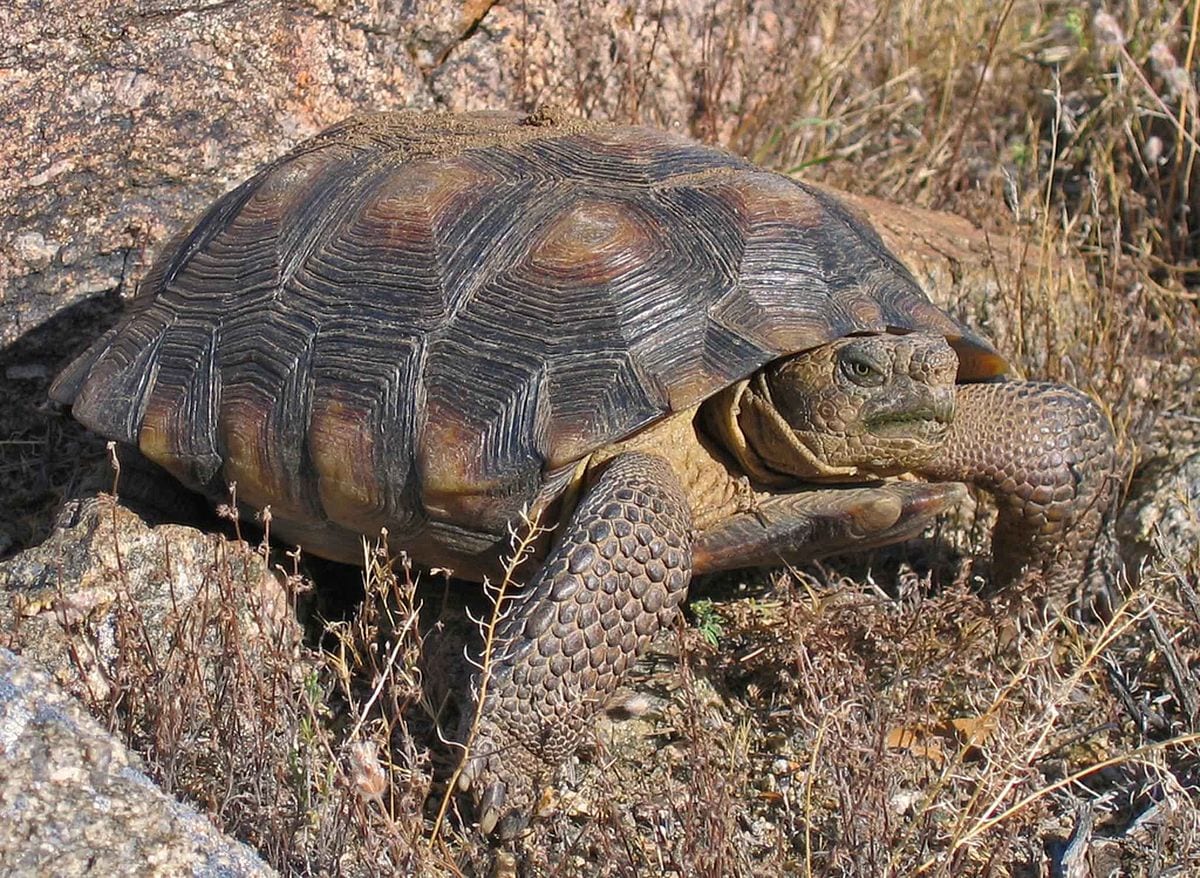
[{"left": 709, "top": 332, "right": 960, "bottom": 483}]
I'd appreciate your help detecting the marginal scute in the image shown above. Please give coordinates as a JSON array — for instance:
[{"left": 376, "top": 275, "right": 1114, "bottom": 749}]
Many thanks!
[
  {"left": 308, "top": 395, "right": 383, "bottom": 532},
  {"left": 218, "top": 394, "right": 295, "bottom": 517}
]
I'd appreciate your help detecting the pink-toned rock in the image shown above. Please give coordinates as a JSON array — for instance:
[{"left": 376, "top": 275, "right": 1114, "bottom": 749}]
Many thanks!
[
  {"left": 0, "top": 0, "right": 445, "bottom": 344},
  {"left": 0, "top": 495, "right": 295, "bottom": 699}
]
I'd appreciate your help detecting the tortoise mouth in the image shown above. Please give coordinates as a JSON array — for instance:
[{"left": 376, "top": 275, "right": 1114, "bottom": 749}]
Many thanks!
[{"left": 865, "top": 410, "right": 951, "bottom": 441}]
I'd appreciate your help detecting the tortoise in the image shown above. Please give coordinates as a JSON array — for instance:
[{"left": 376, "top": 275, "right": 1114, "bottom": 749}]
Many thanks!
[{"left": 51, "top": 109, "right": 1118, "bottom": 836}]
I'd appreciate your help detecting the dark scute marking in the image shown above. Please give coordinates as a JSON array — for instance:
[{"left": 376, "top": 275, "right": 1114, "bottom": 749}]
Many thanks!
[
  {"left": 699, "top": 319, "right": 775, "bottom": 390},
  {"left": 600, "top": 186, "right": 744, "bottom": 412},
  {"left": 418, "top": 339, "right": 550, "bottom": 531},
  {"left": 309, "top": 331, "right": 426, "bottom": 536},
  {"left": 544, "top": 353, "right": 667, "bottom": 469},
  {"left": 69, "top": 303, "right": 172, "bottom": 445},
  {"left": 272, "top": 152, "right": 396, "bottom": 302},
  {"left": 300, "top": 156, "right": 498, "bottom": 331},
  {"left": 163, "top": 147, "right": 356, "bottom": 313},
  {"left": 428, "top": 176, "right": 759, "bottom": 487},
  {"left": 49, "top": 324, "right": 119, "bottom": 406},
  {"left": 217, "top": 305, "right": 321, "bottom": 517},
  {"left": 431, "top": 173, "right": 563, "bottom": 321},
  {"left": 420, "top": 185, "right": 681, "bottom": 520},
  {"left": 137, "top": 318, "right": 223, "bottom": 489},
  {"left": 212, "top": 155, "right": 410, "bottom": 520},
  {"left": 422, "top": 516, "right": 503, "bottom": 558},
  {"left": 798, "top": 181, "right": 912, "bottom": 279}
]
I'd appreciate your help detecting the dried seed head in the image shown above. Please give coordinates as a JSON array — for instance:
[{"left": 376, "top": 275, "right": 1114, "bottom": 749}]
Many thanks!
[
  {"left": 347, "top": 741, "right": 388, "bottom": 801},
  {"left": 1143, "top": 135, "right": 1164, "bottom": 165},
  {"left": 1149, "top": 42, "right": 1193, "bottom": 97},
  {"left": 1167, "top": 68, "right": 1193, "bottom": 97},
  {"left": 1150, "top": 42, "right": 1178, "bottom": 73},
  {"left": 1092, "top": 11, "right": 1125, "bottom": 47}
]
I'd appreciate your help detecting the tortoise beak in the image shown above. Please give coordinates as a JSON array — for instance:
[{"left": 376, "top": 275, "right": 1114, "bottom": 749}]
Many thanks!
[{"left": 863, "top": 381, "right": 955, "bottom": 440}]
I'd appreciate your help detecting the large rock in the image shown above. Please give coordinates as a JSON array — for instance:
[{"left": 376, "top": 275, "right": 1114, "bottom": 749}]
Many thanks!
[
  {"left": 0, "top": 498, "right": 302, "bottom": 873},
  {"left": 0, "top": 495, "right": 294, "bottom": 701},
  {"left": 0, "top": 647, "right": 275, "bottom": 877}
]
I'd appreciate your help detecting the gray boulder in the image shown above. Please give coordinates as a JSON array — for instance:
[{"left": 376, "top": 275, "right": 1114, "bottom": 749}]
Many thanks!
[{"left": 0, "top": 647, "right": 275, "bottom": 877}]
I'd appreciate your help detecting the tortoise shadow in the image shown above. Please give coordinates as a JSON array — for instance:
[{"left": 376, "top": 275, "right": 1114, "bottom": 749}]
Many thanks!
[{"left": 0, "top": 293, "right": 125, "bottom": 559}]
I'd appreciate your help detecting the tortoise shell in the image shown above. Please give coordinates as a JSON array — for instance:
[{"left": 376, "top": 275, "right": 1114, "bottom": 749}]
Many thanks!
[{"left": 52, "top": 110, "right": 1006, "bottom": 568}]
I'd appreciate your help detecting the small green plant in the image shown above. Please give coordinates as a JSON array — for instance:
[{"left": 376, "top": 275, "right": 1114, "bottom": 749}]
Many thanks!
[
  {"left": 691, "top": 598, "right": 725, "bottom": 648},
  {"left": 1064, "top": 8, "right": 1085, "bottom": 43}
]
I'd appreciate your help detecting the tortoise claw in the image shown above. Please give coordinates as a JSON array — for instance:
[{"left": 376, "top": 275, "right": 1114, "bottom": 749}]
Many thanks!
[
  {"left": 477, "top": 782, "right": 505, "bottom": 836},
  {"left": 456, "top": 714, "right": 542, "bottom": 837},
  {"left": 457, "top": 749, "right": 483, "bottom": 792}
]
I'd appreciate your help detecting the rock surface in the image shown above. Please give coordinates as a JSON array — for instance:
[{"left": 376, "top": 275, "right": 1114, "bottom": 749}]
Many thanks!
[
  {"left": 0, "top": 646, "right": 275, "bottom": 877},
  {"left": 1119, "top": 451, "right": 1200, "bottom": 573},
  {"left": 0, "top": 497, "right": 300, "bottom": 875},
  {"left": 0, "top": 495, "right": 292, "bottom": 697}
]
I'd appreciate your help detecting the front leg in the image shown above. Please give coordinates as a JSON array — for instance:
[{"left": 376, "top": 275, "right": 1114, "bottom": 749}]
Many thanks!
[
  {"left": 920, "top": 381, "right": 1120, "bottom": 605},
  {"left": 458, "top": 451, "right": 693, "bottom": 837},
  {"left": 692, "top": 481, "right": 967, "bottom": 572}
]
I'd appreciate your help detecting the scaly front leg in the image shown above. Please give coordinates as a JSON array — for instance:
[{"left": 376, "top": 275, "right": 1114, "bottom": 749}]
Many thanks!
[
  {"left": 458, "top": 451, "right": 693, "bottom": 837},
  {"left": 920, "top": 381, "right": 1120, "bottom": 607}
]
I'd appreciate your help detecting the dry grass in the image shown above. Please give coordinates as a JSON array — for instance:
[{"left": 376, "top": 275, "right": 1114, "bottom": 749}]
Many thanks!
[{"left": 17, "top": 0, "right": 1200, "bottom": 875}]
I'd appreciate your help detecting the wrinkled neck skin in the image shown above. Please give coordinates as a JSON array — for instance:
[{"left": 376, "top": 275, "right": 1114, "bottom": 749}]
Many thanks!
[
  {"left": 703, "top": 376, "right": 865, "bottom": 486},
  {"left": 710, "top": 335, "right": 958, "bottom": 486}
]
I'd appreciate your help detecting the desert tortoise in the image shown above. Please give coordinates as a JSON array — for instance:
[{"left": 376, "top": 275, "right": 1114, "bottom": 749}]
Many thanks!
[{"left": 52, "top": 110, "right": 1118, "bottom": 835}]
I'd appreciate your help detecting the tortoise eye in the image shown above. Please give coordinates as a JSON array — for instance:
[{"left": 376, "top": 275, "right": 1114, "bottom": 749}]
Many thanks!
[{"left": 840, "top": 354, "right": 886, "bottom": 387}]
